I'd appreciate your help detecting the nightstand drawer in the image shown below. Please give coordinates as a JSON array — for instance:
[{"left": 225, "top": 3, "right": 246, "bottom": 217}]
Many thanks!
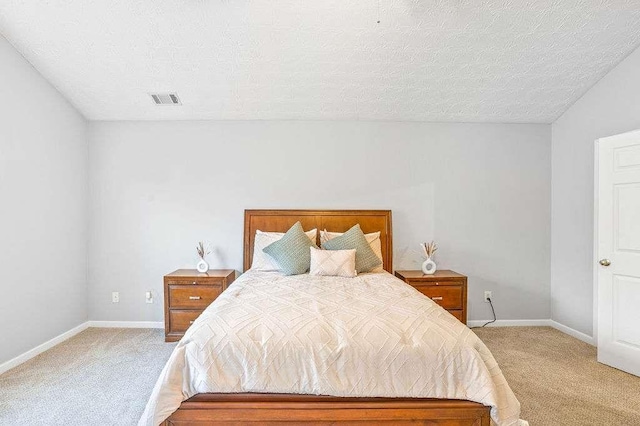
[
  {"left": 169, "top": 310, "right": 202, "bottom": 333},
  {"left": 164, "top": 269, "right": 235, "bottom": 342},
  {"left": 395, "top": 270, "right": 467, "bottom": 325},
  {"left": 166, "top": 277, "right": 225, "bottom": 286},
  {"left": 169, "top": 285, "right": 221, "bottom": 309},
  {"left": 448, "top": 309, "right": 464, "bottom": 322},
  {"left": 413, "top": 285, "right": 463, "bottom": 309}
]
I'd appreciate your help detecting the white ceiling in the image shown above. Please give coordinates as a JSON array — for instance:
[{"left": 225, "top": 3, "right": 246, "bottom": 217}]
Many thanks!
[{"left": 1, "top": 1, "right": 640, "bottom": 123}]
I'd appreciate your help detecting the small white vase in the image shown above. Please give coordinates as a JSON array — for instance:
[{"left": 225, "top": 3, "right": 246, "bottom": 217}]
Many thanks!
[
  {"left": 421, "top": 257, "right": 437, "bottom": 275},
  {"left": 196, "top": 259, "right": 209, "bottom": 273}
]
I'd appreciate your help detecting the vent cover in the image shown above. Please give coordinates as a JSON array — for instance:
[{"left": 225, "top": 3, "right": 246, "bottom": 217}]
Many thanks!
[{"left": 150, "top": 93, "right": 181, "bottom": 105}]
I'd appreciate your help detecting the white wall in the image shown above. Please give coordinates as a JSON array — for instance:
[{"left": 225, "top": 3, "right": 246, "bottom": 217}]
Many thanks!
[
  {"left": 89, "top": 120, "right": 551, "bottom": 323},
  {"left": 0, "top": 36, "right": 88, "bottom": 364},
  {"left": 551, "top": 45, "right": 640, "bottom": 336}
]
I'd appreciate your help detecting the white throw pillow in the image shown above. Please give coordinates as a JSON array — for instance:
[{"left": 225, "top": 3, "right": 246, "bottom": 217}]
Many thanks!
[
  {"left": 309, "top": 247, "right": 357, "bottom": 278},
  {"left": 320, "top": 229, "right": 384, "bottom": 272},
  {"left": 251, "top": 229, "right": 317, "bottom": 271}
]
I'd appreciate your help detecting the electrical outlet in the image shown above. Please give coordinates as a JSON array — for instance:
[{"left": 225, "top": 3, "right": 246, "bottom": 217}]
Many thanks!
[
  {"left": 112, "top": 292, "right": 119, "bottom": 303},
  {"left": 484, "top": 291, "right": 492, "bottom": 302},
  {"left": 145, "top": 291, "right": 153, "bottom": 304}
]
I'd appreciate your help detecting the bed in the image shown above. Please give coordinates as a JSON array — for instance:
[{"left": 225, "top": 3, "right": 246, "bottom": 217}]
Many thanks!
[{"left": 142, "top": 210, "right": 526, "bottom": 426}]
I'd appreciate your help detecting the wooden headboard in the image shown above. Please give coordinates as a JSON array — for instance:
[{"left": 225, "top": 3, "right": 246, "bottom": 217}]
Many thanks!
[{"left": 244, "top": 210, "right": 393, "bottom": 273}]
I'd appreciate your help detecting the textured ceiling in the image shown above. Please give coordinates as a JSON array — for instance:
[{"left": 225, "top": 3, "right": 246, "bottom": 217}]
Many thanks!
[{"left": 1, "top": 1, "right": 640, "bottom": 122}]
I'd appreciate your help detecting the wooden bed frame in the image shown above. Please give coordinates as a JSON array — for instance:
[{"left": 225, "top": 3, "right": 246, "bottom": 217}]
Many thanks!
[{"left": 162, "top": 210, "right": 490, "bottom": 426}]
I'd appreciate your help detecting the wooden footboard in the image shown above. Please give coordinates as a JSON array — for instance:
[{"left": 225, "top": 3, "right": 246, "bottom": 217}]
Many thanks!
[{"left": 162, "top": 393, "right": 491, "bottom": 425}]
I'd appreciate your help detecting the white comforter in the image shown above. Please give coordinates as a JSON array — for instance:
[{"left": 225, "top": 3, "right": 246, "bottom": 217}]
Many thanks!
[{"left": 140, "top": 270, "right": 527, "bottom": 426}]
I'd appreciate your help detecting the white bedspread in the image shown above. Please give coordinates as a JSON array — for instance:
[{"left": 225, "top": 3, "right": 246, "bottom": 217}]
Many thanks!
[{"left": 140, "top": 270, "right": 527, "bottom": 426}]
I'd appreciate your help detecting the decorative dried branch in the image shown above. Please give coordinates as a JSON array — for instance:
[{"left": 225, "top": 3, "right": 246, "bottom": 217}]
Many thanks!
[
  {"left": 197, "top": 241, "right": 211, "bottom": 259},
  {"left": 421, "top": 241, "right": 438, "bottom": 258}
]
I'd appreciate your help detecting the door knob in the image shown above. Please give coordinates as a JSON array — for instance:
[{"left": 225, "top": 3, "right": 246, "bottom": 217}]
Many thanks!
[{"left": 599, "top": 259, "right": 611, "bottom": 266}]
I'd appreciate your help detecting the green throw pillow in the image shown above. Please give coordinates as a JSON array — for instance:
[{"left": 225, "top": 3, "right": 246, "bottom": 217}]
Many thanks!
[
  {"left": 263, "top": 222, "right": 318, "bottom": 275},
  {"left": 322, "top": 224, "right": 382, "bottom": 273}
]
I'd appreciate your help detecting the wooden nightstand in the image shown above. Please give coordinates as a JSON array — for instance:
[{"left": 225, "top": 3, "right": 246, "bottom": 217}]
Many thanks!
[
  {"left": 164, "top": 269, "right": 235, "bottom": 342},
  {"left": 394, "top": 270, "right": 468, "bottom": 324}
]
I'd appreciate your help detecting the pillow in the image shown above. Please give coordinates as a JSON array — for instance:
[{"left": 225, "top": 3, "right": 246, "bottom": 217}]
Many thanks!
[
  {"left": 321, "top": 224, "right": 383, "bottom": 273},
  {"left": 251, "top": 229, "right": 317, "bottom": 271},
  {"left": 262, "top": 222, "right": 318, "bottom": 275},
  {"left": 321, "top": 229, "right": 384, "bottom": 272},
  {"left": 309, "top": 247, "right": 356, "bottom": 278}
]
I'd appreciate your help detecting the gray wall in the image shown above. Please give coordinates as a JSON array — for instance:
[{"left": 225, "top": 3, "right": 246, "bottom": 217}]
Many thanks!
[
  {"left": 0, "top": 36, "right": 88, "bottom": 364},
  {"left": 551, "top": 44, "right": 640, "bottom": 336},
  {"left": 88, "top": 120, "right": 551, "bottom": 323}
]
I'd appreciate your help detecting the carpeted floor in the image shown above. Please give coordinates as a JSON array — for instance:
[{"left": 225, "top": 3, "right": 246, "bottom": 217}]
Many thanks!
[
  {"left": 473, "top": 327, "right": 640, "bottom": 426},
  {"left": 0, "top": 327, "right": 639, "bottom": 425},
  {"left": 0, "top": 328, "right": 176, "bottom": 426}
]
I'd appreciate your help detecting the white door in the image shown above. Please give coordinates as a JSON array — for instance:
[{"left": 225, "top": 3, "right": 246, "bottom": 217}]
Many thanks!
[{"left": 596, "top": 130, "right": 640, "bottom": 377}]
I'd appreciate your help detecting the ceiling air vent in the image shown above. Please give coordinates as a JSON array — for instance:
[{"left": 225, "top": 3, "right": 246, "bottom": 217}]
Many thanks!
[{"left": 150, "top": 93, "right": 181, "bottom": 105}]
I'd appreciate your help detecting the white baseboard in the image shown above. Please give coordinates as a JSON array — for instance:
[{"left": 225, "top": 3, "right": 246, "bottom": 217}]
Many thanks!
[
  {"left": 468, "top": 318, "right": 596, "bottom": 346},
  {"left": 550, "top": 320, "right": 596, "bottom": 346},
  {"left": 87, "top": 320, "right": 164, "bottom": 329},
  {"left": 0, "top": 321, "right": 89, "bottom": 375},
  {"left": 467, "top": 319, "right": 552, "bottom": 327}
]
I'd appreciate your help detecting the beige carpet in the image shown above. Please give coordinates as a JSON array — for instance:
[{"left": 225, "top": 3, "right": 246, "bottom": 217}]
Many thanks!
[
  {"left": 0, "top": 327, "right": 639, "bottom": 425},
  {"left": 473, "top": 327, "right": 640, "bottom": 426},
  {"left": 0, "top": 328, "right": 176, "bottom": 426}
]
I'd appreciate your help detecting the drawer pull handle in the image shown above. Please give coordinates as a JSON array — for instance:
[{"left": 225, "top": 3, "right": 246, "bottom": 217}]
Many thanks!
[
  {"left": 432, "top": 296, "right": 443, "bottom": 301},
  {"left": 189, "top": 296, "right": 201, "bottom": 300},
  {"left": 192, "top": 281, "right": 196, "bottom": 285},
  {"left": 189, "top": 321, "right": 195, "bottom": 325}
]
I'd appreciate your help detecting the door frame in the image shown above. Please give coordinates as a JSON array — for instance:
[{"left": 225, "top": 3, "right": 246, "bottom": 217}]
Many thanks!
[{"left": 593, "top": 138, "right": 600, "bottom": 344}]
